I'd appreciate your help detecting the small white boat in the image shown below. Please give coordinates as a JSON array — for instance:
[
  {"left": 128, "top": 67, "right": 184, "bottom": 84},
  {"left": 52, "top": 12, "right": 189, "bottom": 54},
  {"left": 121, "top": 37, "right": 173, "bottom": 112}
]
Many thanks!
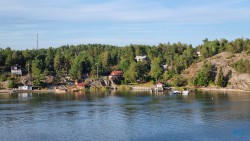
[
  {"left": 170, "top": 90, "right": 181, "bottom": 95},
  {"left": 182, "top": 90, "right": 189, "bottom": 95},
  {"left": 55, "top": 89, "right": 67, "bottom": 93}
]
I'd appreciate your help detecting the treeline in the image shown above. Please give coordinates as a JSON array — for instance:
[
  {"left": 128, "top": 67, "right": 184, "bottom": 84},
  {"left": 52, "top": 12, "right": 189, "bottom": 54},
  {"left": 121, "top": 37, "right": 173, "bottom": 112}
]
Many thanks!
[{"left": 0, "top": 38, "right": 249, "bottom": 87}]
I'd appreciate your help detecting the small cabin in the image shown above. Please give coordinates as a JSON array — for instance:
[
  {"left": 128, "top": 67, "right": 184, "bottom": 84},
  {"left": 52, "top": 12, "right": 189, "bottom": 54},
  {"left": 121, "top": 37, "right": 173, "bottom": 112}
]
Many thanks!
[
  {"left": 156, "top": 82, "right": 164, "bottom": 91},
  {"left": 74, "top": 80, "right": 85, "bottom": 90},
  {"left": 18, "top": 85, "right": 32, "bottom": 90},
  {"left": 109, "top": 71, "right": 123, "bottom": 80},
  {"left": 77, "top": 83, "right": 85, "bottom": 90},
  {"left": 163, "top": 64, "right": 168, "bottom": 70},
  {"left": 196, "top": 51, "right": 201, "bottom": 57},
  {"left": 11, "top": 65, "right": 22, "bottom": 76}
]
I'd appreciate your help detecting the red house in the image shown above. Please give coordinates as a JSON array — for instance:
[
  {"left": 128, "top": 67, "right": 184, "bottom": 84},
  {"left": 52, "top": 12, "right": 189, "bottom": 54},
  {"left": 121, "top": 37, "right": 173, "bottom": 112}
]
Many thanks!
[
  {"left": 109, "top": 71, "right": 123, "bottom": 79},
  {"left": 75, "top": 80, "right": 85, "bottom": 89},
  {"left": 156, "top": 82, "right": 164, "bottom": 91}
]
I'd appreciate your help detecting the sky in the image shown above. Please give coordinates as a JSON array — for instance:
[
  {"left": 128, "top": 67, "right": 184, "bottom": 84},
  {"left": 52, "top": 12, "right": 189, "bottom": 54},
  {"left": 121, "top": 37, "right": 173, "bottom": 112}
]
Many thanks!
[{"left": 0, "top": 0, "right": 250, "bottom": 50}]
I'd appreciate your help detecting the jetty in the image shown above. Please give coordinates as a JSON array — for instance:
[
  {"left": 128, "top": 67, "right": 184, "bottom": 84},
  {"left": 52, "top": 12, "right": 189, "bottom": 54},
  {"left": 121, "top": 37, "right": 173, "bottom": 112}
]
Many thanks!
[{"left": 130, "top": 86, "right": 154, "bottom": 91}]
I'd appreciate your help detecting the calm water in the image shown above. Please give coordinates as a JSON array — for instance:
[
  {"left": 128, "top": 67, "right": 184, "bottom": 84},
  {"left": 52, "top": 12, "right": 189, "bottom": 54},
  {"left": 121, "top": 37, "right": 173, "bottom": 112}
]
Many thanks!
[{"left": 0, "top": 91, "right": 250, "bottom": 141}]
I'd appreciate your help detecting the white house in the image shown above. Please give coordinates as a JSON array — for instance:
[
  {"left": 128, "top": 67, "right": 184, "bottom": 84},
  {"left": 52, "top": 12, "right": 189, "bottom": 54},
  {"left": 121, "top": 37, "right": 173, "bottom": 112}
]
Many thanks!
[
  {"left": 11, "top": 66, "right": 22, "bottom": 76},
  {"left": 18, "top": 85, "right": 32, "bottom": 90},
  {"left": 135, "top": 56, "right": 147, "bottom": 62},
  {"left": 196, "top": 51, "right": 201, "bottom": 57},
  {"left": 163, "top": 64, "right": 168, "bottom": 70}
]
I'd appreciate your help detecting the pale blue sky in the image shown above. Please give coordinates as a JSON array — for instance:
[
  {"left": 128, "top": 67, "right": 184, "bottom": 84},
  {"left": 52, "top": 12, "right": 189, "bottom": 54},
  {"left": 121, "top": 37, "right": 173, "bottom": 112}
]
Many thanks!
[{"left": 0, "top": 0, "right": 250, "bottom": 50}]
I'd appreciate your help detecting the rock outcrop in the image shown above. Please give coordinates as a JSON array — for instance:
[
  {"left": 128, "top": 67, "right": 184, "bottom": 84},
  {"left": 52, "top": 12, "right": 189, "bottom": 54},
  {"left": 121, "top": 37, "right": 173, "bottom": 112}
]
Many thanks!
[{"left": 183, "top": 52, "right": 250, "bottom": 91}]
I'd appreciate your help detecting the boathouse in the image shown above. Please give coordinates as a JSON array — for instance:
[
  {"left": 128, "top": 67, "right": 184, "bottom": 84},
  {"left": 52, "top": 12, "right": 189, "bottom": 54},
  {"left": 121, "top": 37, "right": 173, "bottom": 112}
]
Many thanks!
[
  {"left": 156, "top": 82, "right": 164, "bottom": 91},
  {"left": 18, "top": 85, "right": 33, "bottom": 90}
]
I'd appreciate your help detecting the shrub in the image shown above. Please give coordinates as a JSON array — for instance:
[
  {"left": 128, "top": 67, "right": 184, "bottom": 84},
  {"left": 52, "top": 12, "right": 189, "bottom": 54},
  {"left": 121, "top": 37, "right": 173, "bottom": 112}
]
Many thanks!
[
  {"left": 171, "top": 75, "right": 187, "bottom": 87},
  {"left": 8, "top": 81, "right": 17, "bottom": 88},
  {"left": 216, "top": 68, "right": 227, "bottom": 87},
  {"left": 231, "top": 59, "right": 250, "bottom": 73},
  {"left": 193, "top": 63, "right": 216, "bottom": 86},
  {"left": 117, "top": 85, "right": 130, "bottom": 91}
]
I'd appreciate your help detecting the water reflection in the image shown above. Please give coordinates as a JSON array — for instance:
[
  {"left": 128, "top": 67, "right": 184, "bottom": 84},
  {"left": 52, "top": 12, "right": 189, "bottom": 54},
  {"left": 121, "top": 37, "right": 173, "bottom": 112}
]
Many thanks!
[{"left": 0, "top": 90, "right": 250, "bottom": 141}]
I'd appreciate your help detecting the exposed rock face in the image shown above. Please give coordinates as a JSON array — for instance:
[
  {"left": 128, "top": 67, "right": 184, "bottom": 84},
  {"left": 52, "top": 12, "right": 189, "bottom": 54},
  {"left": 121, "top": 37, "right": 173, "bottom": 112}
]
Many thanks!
[
  {"left": 228, "top": 74, "right": 250, "bottom": 90},
  {"left": 183, "top": 52, "right": 250, "bottom": 91}
]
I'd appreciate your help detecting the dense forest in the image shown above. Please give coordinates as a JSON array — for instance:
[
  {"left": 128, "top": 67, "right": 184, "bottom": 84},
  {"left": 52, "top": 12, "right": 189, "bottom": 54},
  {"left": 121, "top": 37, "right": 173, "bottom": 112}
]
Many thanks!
[{"left": 0, "top": 38, "right": 250, "bottom": 88}]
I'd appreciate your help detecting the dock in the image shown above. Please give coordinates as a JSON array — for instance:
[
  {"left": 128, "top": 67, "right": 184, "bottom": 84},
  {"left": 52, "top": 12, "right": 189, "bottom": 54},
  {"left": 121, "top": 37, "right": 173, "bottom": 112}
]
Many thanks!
[{"left": 130, "top": 86, "right": 154, "bottom": 91}]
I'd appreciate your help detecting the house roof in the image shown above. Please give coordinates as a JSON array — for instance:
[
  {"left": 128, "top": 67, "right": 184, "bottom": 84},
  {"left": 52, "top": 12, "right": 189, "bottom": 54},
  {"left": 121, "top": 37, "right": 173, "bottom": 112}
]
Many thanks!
[
  {"left": 77, "top": 83, "right": 85, "bottom": 87},
  {"left": 110, "top": 71, "right": 123, "bottom": 76},
  {"left": 11, "top": 66, "right": 21, "bottom": 70},
  {"left": 135, "top": 56, "right": 147, "bottom": 59},
  {"left": 156, "top": 82, "right": 163, "bottom": 85}
]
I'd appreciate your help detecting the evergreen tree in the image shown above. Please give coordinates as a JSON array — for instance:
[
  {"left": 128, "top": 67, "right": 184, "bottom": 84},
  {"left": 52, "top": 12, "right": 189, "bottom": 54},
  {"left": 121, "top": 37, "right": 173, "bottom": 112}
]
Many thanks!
[
  {"left": 32, "top": 59, "right": 44, "bottom": 87},
  {"left": 194, "top": 63, "right": 215, "bottom": 86},
  {"left": 150, "top": 57, "right": 163, "bottom": 81},
  {"left": 216, "top": 68, "right": 227, "bottom": 87},
  {"left": 123, "top": 62, "right": 138, "bottom": 83},
  {"left": 45, "top": 47, "right": 55, "bottom": 72}
]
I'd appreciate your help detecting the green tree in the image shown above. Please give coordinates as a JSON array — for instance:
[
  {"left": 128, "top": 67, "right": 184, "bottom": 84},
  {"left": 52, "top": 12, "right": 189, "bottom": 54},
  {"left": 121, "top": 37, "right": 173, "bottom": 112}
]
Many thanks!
[
  {"left": 162, "top": 69, "right": 175, "bottom": 82},
  {"left": 69, "top": 51, "right": 89, "bottom": 80},
  {"left": 5, "top": 55, "right": 12, "bottom": 70},
  {"left": 45, "top": 47, "right": 55, "bottom": 72},
  {"left": 171, "top": 75, "right": 187, "bottom": 87},
  {"left": 0, "top": 49, "right": 5, "bottom": 66},
  {"left": 137, "top": 61, "right": 149, "bottom": 82},
  {"left": 54, "top": 50, "right": 64, "bottom": 75},
  {"left": 118, "top": 59, "right": 130, "bottom": 72},
  {"left": 8, "top": 80, "right": 16, "bottom": 88},
  {"left": 150, "top": 57, "right": 163, "bottom": 81},
  {"left": 194, "top": 63, "right": 215, "bottom": 86},
  {"left": 69, "top": 57, "right": 83, "bottom": 80},
  {"left": 64, "top": 51, "right": 72, "bottom": 75},
  {"left": 123, "top": 62, "right": 139, "bottom": 83},
  {"left": 32, "top": 60, "right": 44, "bottom": 87},
  {"left": 216, "top": 68, "right": 227, "bottom": 87}
]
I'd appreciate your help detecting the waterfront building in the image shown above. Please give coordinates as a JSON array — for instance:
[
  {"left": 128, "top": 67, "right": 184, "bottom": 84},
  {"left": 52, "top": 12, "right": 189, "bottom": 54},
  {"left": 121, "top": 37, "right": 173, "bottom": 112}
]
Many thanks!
[
  {"left": 18, "top": 85, "right": 33, "bottom": 90},
  {"left": 109, "top": 70, "right": 123, "bottom": 80}
]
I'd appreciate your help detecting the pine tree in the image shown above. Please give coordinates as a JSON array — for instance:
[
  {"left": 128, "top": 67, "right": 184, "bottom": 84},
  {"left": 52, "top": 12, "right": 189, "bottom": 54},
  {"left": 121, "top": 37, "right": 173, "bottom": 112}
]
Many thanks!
[{"left": 216, "top": 68, "right": 227, "bottom": 87}]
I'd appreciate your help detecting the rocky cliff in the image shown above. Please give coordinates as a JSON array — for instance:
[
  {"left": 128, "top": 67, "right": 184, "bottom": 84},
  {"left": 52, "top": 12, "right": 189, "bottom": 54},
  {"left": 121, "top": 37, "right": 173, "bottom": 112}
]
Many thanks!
[{"left": 183, "top": 52, "right": 250, "bottom": 91}]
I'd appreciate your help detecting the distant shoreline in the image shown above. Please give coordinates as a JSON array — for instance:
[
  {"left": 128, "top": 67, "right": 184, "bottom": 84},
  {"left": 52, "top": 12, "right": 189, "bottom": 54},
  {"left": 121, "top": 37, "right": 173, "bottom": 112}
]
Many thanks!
[
  {"left": 0, "top": 89, "right": 54, "bottom": 94},
  {"left": 1, "top": 87, "right": 250, "bottom": 94},
  {"left": 198, "top": 87, "right": 250, "bottom": 93}
]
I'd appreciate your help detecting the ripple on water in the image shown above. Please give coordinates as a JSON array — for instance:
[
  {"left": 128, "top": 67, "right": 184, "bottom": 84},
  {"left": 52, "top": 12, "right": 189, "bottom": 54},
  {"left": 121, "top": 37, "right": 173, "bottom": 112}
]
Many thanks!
[{"left": 1, "top": 92, "right": 250, "bottom": 141}]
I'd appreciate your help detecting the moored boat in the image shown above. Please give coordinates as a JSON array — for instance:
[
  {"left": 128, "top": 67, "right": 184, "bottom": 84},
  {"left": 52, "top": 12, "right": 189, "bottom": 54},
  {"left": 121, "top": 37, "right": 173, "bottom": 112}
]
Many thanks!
[
  {"left": 170, "top": 90, "right": 181, "bottom": 95},
  {"left": 182, "top": 90, "right": 189, "bottom": 95}
]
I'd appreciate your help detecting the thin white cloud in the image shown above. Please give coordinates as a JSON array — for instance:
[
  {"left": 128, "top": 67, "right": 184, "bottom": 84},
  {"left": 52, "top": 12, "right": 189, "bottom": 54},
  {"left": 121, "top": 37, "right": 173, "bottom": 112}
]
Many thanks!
[
  {"left": 0, "top": 0, "right": 250, "bottom": 24},
  {"left": 1, "top": 0, "right": 250, "bottom": 49}
]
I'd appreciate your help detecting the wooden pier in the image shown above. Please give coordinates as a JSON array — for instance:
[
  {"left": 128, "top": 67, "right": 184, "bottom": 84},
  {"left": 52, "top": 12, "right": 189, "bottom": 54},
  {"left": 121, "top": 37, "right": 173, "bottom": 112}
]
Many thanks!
[{"left": 130, "top": 86, "right": 154, "bottom": 91}]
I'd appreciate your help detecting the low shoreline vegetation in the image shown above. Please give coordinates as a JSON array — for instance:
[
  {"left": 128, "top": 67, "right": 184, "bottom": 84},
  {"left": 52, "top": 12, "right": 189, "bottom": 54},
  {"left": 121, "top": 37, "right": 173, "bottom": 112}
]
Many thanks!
[{"left": 117, "top": 85, "right": 131, "bottom": 91}]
